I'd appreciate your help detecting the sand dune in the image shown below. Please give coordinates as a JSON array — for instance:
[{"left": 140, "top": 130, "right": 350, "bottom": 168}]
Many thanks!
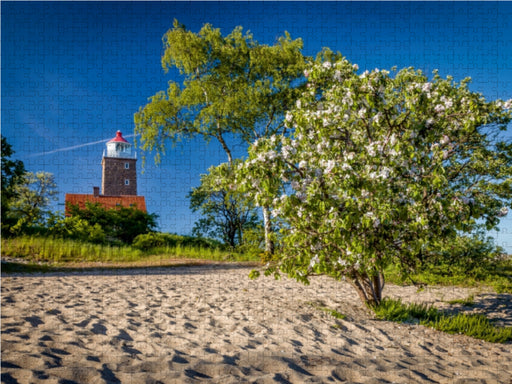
[{"left": 1, "top": 265, "right": 511, "bottom": 383}]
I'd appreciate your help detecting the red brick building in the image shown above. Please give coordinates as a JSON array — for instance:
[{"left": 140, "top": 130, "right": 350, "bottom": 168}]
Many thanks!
[{"left": 65, "top": 131, "right": 146, "bottom": 213}]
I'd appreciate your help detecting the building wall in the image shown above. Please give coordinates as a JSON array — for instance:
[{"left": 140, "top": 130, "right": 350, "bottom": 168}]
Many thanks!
[{"left": 101, "top": 157, "right": 137, "bottom": 196}]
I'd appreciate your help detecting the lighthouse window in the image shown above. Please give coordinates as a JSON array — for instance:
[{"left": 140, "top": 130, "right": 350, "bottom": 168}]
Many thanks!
[
  {"left": 125, "top": 179, "right": 130, "bottom": 185},
  {"left": 124, "top": 163, "right": 130, "bottom": 169}
]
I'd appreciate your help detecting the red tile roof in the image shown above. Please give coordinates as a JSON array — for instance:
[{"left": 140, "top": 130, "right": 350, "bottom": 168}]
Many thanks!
[{"left": 65, "top": 194, "right": 146, "bottom": 213}]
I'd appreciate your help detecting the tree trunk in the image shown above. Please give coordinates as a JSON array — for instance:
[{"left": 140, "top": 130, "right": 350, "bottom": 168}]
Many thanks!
[
  {"left": 351, "top": 271, "right": 384, "bottom": 308},
  {"left": 262, "top": 206, "right": 274, "bottom": 255}
]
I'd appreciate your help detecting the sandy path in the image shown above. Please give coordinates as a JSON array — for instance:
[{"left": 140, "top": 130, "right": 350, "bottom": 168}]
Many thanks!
[{"left": 1, "top": 265, "right": 511, "bottom": 383}]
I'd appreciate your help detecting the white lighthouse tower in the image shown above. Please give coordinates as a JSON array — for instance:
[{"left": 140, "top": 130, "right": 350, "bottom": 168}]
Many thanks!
[{"left": 101, "top": 131, "right": 137, "bottom": 196}]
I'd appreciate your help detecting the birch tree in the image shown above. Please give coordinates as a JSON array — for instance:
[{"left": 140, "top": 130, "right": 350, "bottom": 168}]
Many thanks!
[{"left": 134, "top": 20, "right": 307, "bottom": 253}]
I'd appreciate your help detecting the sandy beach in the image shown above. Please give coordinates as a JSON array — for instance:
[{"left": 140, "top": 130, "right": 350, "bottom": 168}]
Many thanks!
[{"left": 1, "top": 264, "right": 511, "bottom": 383}]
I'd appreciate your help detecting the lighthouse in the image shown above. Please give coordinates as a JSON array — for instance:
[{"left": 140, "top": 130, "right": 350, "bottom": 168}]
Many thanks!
[
  {"left": 65, "top": 130, "right": 146, "bottom": 213},
  {"left": 101, "top": 131, "right": 137, "bottom": 196}
]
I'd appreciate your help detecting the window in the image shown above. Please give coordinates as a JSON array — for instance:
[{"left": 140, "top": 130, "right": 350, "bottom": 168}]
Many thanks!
[
  {"left": 124, "top": 163, "right": 130, "bottom": 169},
  {"left": 125, "top": 179, "right": 130, "bottom": 185}
]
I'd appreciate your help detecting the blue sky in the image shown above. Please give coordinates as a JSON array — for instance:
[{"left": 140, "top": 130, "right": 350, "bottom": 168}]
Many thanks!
[{"left": 2, "top": 1, "right": 512, "bottom": 251}]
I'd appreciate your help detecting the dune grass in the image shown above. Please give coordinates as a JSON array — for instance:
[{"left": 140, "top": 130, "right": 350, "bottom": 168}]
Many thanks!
[
  {"left": 372, "top": 298, "right": 512, "bottom": 344},
  {"left": 1, "top": 236, "right": 260, "bottom": 268}
]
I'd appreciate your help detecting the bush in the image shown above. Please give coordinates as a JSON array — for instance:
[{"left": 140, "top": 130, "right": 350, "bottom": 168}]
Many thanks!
[
  {"left": 46, "top": 215, "right": 106, "bottom": 243},
  {"left": 132, "top": 232, "right": 221, "bottom": 251},
  {"left": 420, "top": 233, "right": 504, "bottom": 274},
  {"left": 67, "top": 202, "right": 157, "bottom": 244}
]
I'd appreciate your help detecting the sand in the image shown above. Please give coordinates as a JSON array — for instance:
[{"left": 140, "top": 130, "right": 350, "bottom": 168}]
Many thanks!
[{"left": 1, "top": 264, "right": 511, "bottom": 383}]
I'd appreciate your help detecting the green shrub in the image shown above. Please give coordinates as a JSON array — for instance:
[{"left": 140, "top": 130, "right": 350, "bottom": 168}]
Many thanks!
[
  {"left": 132, "top": 232, "right": 221, "bottom": 251},
  {"left": 46, "top": 215, "right": 106, "bottom": 243},
  {"left": 420, "top": 233, "right": 505, "bottom": 275}
]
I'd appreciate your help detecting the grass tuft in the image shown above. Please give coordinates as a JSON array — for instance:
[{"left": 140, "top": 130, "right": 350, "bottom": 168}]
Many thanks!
[
  {"left": 421, "top": 313, "right": 512, "bottom": 344},
  {"left": 372, "top": 298, "right": 512, "bottom": 343},
  {"left": 371, "top": 298, "right": 438, "bottom": 323},
  {"left": 446, "top": 295, "right": 475, "bottom": 307},
  {"left": 306, "top": 301, "right": 346, "bottom": 320}
]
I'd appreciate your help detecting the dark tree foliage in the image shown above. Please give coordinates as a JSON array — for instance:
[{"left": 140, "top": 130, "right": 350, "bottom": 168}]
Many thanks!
[
  {"left": 67, "top": 202, "right": 158, "bottom": 244},
  {"left": 1, "top": 136, "right": 26, "bottom": 235},
  {"left": 189, "top": 188, "right": 261, "bottom": 248}
]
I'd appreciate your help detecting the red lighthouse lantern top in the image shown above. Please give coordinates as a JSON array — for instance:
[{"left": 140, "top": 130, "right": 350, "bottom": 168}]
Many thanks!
[{"left": 108, "top": 130, "right": 129, "bottom": 143}]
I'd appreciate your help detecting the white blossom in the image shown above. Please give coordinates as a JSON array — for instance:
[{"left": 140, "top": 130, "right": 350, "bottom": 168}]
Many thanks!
[
  {"left": 367, "top": 143, "right": 376, "bottom": 157},
  {"left": 379, "top": 167, "right": 391, "bottom": 179},
  {"left": 422, "top": 82, "right": 432, "bottom": 92},
  {"left": 309, "top": 254, "right": 320, "bottom": 268},
  {"left": 337, "top": 257, "right": 348, "bottom": 267},
  {"left": 440, "top": 135, "right": 450, "bottom": 145},
  {"left": 282, "top": 145, "right": 296, "bottom": 159},
  {"left": 285, "top": 111, "right": 293, "bottom": 122},
  {"left": 441, "top": 96, "right": 453, "bottom": 109},
  {"left": 324, "top": 160, "right": 336, "bottom": 174},
  {"left": 341, "top": 162, "right": 352, "bottom": 171},
  {"left": 372, "top": 112, "right": 383, "bottom": 124},
  {"left": 323, "top": 61, "right": 332, "bottom": 69}
]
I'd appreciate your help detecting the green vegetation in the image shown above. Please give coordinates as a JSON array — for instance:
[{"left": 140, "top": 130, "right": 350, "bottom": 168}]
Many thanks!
[
  {"left": 423, "top": 313, "right": 512, "bottom": 344},
  {"left": 1, "top": 235, "right": 260, "bottom": 267},
  {"left": 237, "top": 56, "right": 512, "bottom": 308},
  {"left": 306, "top": 301, "right": 346, "bottom": 320},
  {"left": 447, "top": 295, "right": 476, "bottom": 307},
  {"left": 384, "top": 255, "right": 512, "bottom": 294},
  {"left": 135, "top": 20, "right": 308, "bottom": 254},
  {"left": 65, "top": 202, "right": 158, "bottom": 245},
  {"left": 188, "top": 163, "right": 261, "bottom": 248},
  {"left": 1, "top": 135, "right": 27, "bottom": 235},
  {"left": 372, "top": 298, "right": 439, "bottom": 323},
  {"left": 372, "top": 298, "right": 512, "bottom": 344}
]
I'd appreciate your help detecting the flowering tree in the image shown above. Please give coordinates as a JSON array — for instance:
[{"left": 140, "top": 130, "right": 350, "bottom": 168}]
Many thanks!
[{"left": 235, "top": 58, "right": 512, "bottom": 307}]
